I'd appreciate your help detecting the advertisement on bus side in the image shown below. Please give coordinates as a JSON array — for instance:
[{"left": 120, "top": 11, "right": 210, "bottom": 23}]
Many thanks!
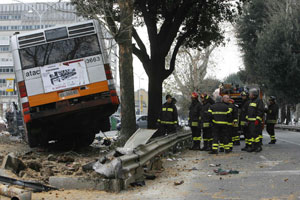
[{"left": 41, "top": 61, "right": 90, "bottom": 93}]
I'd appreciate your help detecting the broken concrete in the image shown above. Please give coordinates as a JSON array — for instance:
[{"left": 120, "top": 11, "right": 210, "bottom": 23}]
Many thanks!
[
  {"left": 49, "top": 176, "right": 108, "bottom": 190},
  {"left": 93, "top": 158, "right": 122, "bottom": 178},
  {"left": 25, "top": 160, "right": 42, "bottom": 172},
  {"left": 1, "top": 153, "right": 26, "bottom": 174}
]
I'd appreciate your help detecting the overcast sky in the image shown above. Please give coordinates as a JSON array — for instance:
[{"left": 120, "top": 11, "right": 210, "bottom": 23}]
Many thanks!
[{"left": 2, "top": 0, "right": 243, "bottom": 91}]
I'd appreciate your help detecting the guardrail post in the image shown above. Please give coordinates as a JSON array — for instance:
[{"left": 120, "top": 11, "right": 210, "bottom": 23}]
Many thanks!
[{"left": 151, "top": 156, "right": 163, "bottom": 170}]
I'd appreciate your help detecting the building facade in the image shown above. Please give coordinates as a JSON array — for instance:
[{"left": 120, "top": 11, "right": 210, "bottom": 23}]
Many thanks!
[
  {"left": 0, "top": 2, "right": 78, "bottom": 117},
  {"left": 135, "top": 89, "right": 148, "bottom": 115}
]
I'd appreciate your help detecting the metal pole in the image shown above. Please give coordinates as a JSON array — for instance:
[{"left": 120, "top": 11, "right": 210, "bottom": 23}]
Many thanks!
[{"left": 139, "top": 77, "right": 141, "bottom": 115}]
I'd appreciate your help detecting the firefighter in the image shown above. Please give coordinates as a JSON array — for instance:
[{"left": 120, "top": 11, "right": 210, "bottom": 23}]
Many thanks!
[
  {"left": 265, "top": 96, "right": 279, "bottom": 144},
  {"left": 222, "top": 95, "right": 235, "bottom": 152},
  {"left": 188, "top": 92, "right": 202, "bottom": 150},
  {"left": 240, "top": 91, "right": 251, "bottom": 151},
  {"left": 200, "top": 93, "right": 213, "bottom": 151},
  {"left": 201, "top": 92, "right": 215, "bottom": 105},
  {"left": 208, "top": 96, "right": 232, "bottom": 154},
  {"left": 157, "top": 94, "right": 178, "bottom": 136},
  {"left": 246, "top": 88, "right": 264, "bottom": 152},
  {"left": 229, "top": 99, "right": 240, "bottom": 146}
]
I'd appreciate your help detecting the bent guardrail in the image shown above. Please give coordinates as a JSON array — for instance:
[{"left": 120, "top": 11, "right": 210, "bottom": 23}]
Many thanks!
[{"left": 118, "top": 131, "right": 191, "bottom": 188}]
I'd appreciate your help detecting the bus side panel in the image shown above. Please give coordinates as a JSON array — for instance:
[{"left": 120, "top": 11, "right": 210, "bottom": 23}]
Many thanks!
[{"left": 28, "top": 81, "right": 109, "bottom": 107}]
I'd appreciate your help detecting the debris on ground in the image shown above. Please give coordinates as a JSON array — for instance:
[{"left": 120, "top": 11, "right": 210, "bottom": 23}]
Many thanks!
[
  {"left": 144, "top": 173, "right": 156, "bottom": 180},
  {"left": 213, "top": 168, "right": 239, "bottom": 175},
  {"left": 209, "top": 164, "right": 221, "bottom": 167},
  {"left": 1, "top": 153, "right": 26, "bottom": 174},
  {"left": 0, "top": 183, "right": 32, "bottom": 200},
  {"left": 174, "top": 180, "right": 184, "bottom": 186},
  {"left": 130, "top": 180, "right": 146, "bottom": 187},
  {"left": 93, "top": 158, "right": 122, "bottom": 178},
  {"left": 0, "top": 175, "right": 57, "bottom": 192}
]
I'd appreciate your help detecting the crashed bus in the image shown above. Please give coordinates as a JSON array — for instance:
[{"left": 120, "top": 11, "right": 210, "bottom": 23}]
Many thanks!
[{"left": 10, "top": 20, "right": 119, "bottom": 147}]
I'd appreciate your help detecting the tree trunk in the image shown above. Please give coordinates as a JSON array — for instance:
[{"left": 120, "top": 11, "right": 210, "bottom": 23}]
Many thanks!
[
  {"left": 118, "top": 0, "right": 136, "bottom": 145},
  {"left": 147, "top": 57, "right": 165, "bottom": 129},
  {"left": 286, "top": 104, "right": 291, "bottom": 125},
  {"left": 280, "top": 105, "right": 286, "bottom": 124},
  {"left": 148, "top": 75, "right": 163, "bottom": 129}
]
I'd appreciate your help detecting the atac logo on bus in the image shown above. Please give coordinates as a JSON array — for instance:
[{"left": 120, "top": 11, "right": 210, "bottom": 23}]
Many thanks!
[{"left": 23, "top": 67, "right": 41, "bottom": 80}]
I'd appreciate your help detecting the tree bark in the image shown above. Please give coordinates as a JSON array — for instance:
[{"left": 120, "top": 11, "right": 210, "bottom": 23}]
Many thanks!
[
  {"left": 148, "top": 75, "right": 163, "bottom": 129},
  {"left": 118, "top": 0, "right": 136, "bottom": 144},
  {"left": 147, "top": 58, "right": 165, "bottom": 129}
]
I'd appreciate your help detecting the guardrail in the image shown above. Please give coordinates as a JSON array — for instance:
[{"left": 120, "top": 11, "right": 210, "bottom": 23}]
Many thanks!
[
  {"left": 275, "top": 124, "right": 300, "bottom": 132},
  {"left": 118, "top": 131, "right": 192, "bottom": 188}
]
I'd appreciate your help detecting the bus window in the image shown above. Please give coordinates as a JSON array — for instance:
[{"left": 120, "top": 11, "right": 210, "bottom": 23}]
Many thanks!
[{"left": 19, "top": 34, "right": 101, "bottom": 69}]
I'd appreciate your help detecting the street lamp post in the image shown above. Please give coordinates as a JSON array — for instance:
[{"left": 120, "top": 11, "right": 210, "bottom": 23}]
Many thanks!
[{"left": 13, "top": 0, "right": 59, "bottom": 29}]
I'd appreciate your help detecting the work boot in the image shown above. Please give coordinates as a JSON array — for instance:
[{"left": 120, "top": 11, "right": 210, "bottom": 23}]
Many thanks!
[
  {"left": 254, "top": 144, "right": 262, "bottom": 152},
  {"left": 268, "top": 140, "right": 276, "bottom": 144},
  {"left": 246, "top": 143, "right": 256, "bottom": 152},
  {"left": 241, "top": 144, "right": 250, "bottom": 151},
  {"left": 241, "top": 146, "right": 247, "bottom": 151},
  {"left": 219, "top": 148, "right": 224, "bottom": 152},
  {"left": 207, "top": 141, "right": 212, "bottom": 151},
  {"left": 200, "top": 141, "right": 208, "bottom": 151},
  {"left": 189, "top": 141, "right": 197, "bottom": 150},
  {"left": 195, "top": 141, "right": 201, "bottom": 150},
  {"left": 209, "top": 150, "right": 218, "bottom": 154},
  {"left": 225, "top": 149, "right": 231, "bottom": 154}
]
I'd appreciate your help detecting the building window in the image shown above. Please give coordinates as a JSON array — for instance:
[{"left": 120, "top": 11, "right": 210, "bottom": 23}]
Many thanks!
[
  {"left": 0, "top": 46, "right": 10, "bottom": 52},
  {"left": 0, "top": 90, "right": 16, "bottom": 96},
  {"left": 0, "top": 79, "right": 6, "bottom": 86},
  {"left": 0, "top": 67, "right": 14, "bottom": 73}
]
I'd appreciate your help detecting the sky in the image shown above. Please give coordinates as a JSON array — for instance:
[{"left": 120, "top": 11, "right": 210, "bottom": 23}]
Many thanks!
[{"left": 2, "top": 0, "right": 244, "bottom": 91}]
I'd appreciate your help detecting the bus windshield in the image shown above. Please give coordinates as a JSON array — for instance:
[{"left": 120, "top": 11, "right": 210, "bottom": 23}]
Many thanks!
[{"left": 19, "top": 34, "right": 101, "bottom": 70}]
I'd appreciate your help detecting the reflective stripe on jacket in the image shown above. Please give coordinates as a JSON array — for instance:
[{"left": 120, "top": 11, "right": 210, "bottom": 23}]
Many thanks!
[
  {"left": 246, "top": 97, "right": 264, "bottom": 122},
  {"left": 157, "top": 102, "right": 178, "bottom": 125},
  {"left": 208, "top": 102, "right": 231, "bottom": 125}
]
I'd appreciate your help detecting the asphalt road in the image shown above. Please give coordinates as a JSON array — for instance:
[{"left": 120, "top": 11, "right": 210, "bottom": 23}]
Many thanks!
[
  {"left": 32, "top": 129, "right": 300, "bottom": 200},
  {"left": 120, "top": 129, "right": 300, "bottom": 200},
  {"left": 145, "top": 129, "right": 300, "bottom": 200}
]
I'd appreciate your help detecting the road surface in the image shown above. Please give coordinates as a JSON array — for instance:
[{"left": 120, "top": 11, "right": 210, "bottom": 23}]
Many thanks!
[{"left": 31, "top": 129, "right": 300, "bottom": 200}]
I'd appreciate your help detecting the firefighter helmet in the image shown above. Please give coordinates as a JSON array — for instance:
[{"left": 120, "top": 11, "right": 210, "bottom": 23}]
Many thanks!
[
  {"left": 249, "top": 88, "right": 258, "bottom": 96},
  {"left": 241, "top": 91, "right": 248, "bottom": 96},
  {"left": 166, "top": 94, "right": 172, "bottom": 100},
  {"left": 269, "top": 96, "right": 276, "bottom": 102},
  {"left": 191, "top": 92, "right": 198, "bottom": 98}
]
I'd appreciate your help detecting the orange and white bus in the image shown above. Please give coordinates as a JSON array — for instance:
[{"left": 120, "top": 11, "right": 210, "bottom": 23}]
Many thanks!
[{"left": 11, "top": 20, "right": 119, "bottom": 147}]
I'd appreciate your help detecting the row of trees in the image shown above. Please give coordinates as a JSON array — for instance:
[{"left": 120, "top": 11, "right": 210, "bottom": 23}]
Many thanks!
[
  {"left": 70, "top": 0, "right": 245, "bottom": 142},
  {"left": 236, "top": 0, "right": 300, "bottom": 105}
]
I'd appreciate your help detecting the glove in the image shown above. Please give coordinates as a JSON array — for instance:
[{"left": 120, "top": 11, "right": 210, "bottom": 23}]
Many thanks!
[{"left": 255, "top": 120, "right": 259, "bottom": 126}]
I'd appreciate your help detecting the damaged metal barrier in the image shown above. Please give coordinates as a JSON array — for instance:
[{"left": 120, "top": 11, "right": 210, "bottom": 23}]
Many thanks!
[
  {"left": 92, "top": 129, "right": 192, "bottom": 189},
  {"left": 0, "top": 184, "right": 31, "bottom": 200},
  {"left": 0, "top": 175, "right": 57, "bottom": 192}
]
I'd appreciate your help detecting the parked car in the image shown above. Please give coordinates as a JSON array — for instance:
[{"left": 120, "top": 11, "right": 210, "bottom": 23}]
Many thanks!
[
  {"left": 136, "top": 115, "right": 148, "bottom": 128},
  {"left": 117, "top": 115, "right": 148, "bottom": 130}
]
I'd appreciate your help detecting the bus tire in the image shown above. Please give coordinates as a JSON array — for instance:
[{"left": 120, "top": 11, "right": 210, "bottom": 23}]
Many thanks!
[
  {"left": 26, "top": 127, "right": 39, "bottom": 148},
  {"left": 100, "top": 117, "right": 111, "bottom": 132},
  {"left": 77, "top": 131, "right": 95, "bottom": 147}
]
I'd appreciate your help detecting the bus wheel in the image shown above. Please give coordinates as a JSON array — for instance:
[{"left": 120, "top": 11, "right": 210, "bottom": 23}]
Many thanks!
[
  {"left": 76, "top": 131, "right": 96, "bottom": 147},
  {"left": 100, "top": 117, "right": 111, "bottom": 132},
  {"left": 26, "top": 126, "right": 40, "bottom": 148}
]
